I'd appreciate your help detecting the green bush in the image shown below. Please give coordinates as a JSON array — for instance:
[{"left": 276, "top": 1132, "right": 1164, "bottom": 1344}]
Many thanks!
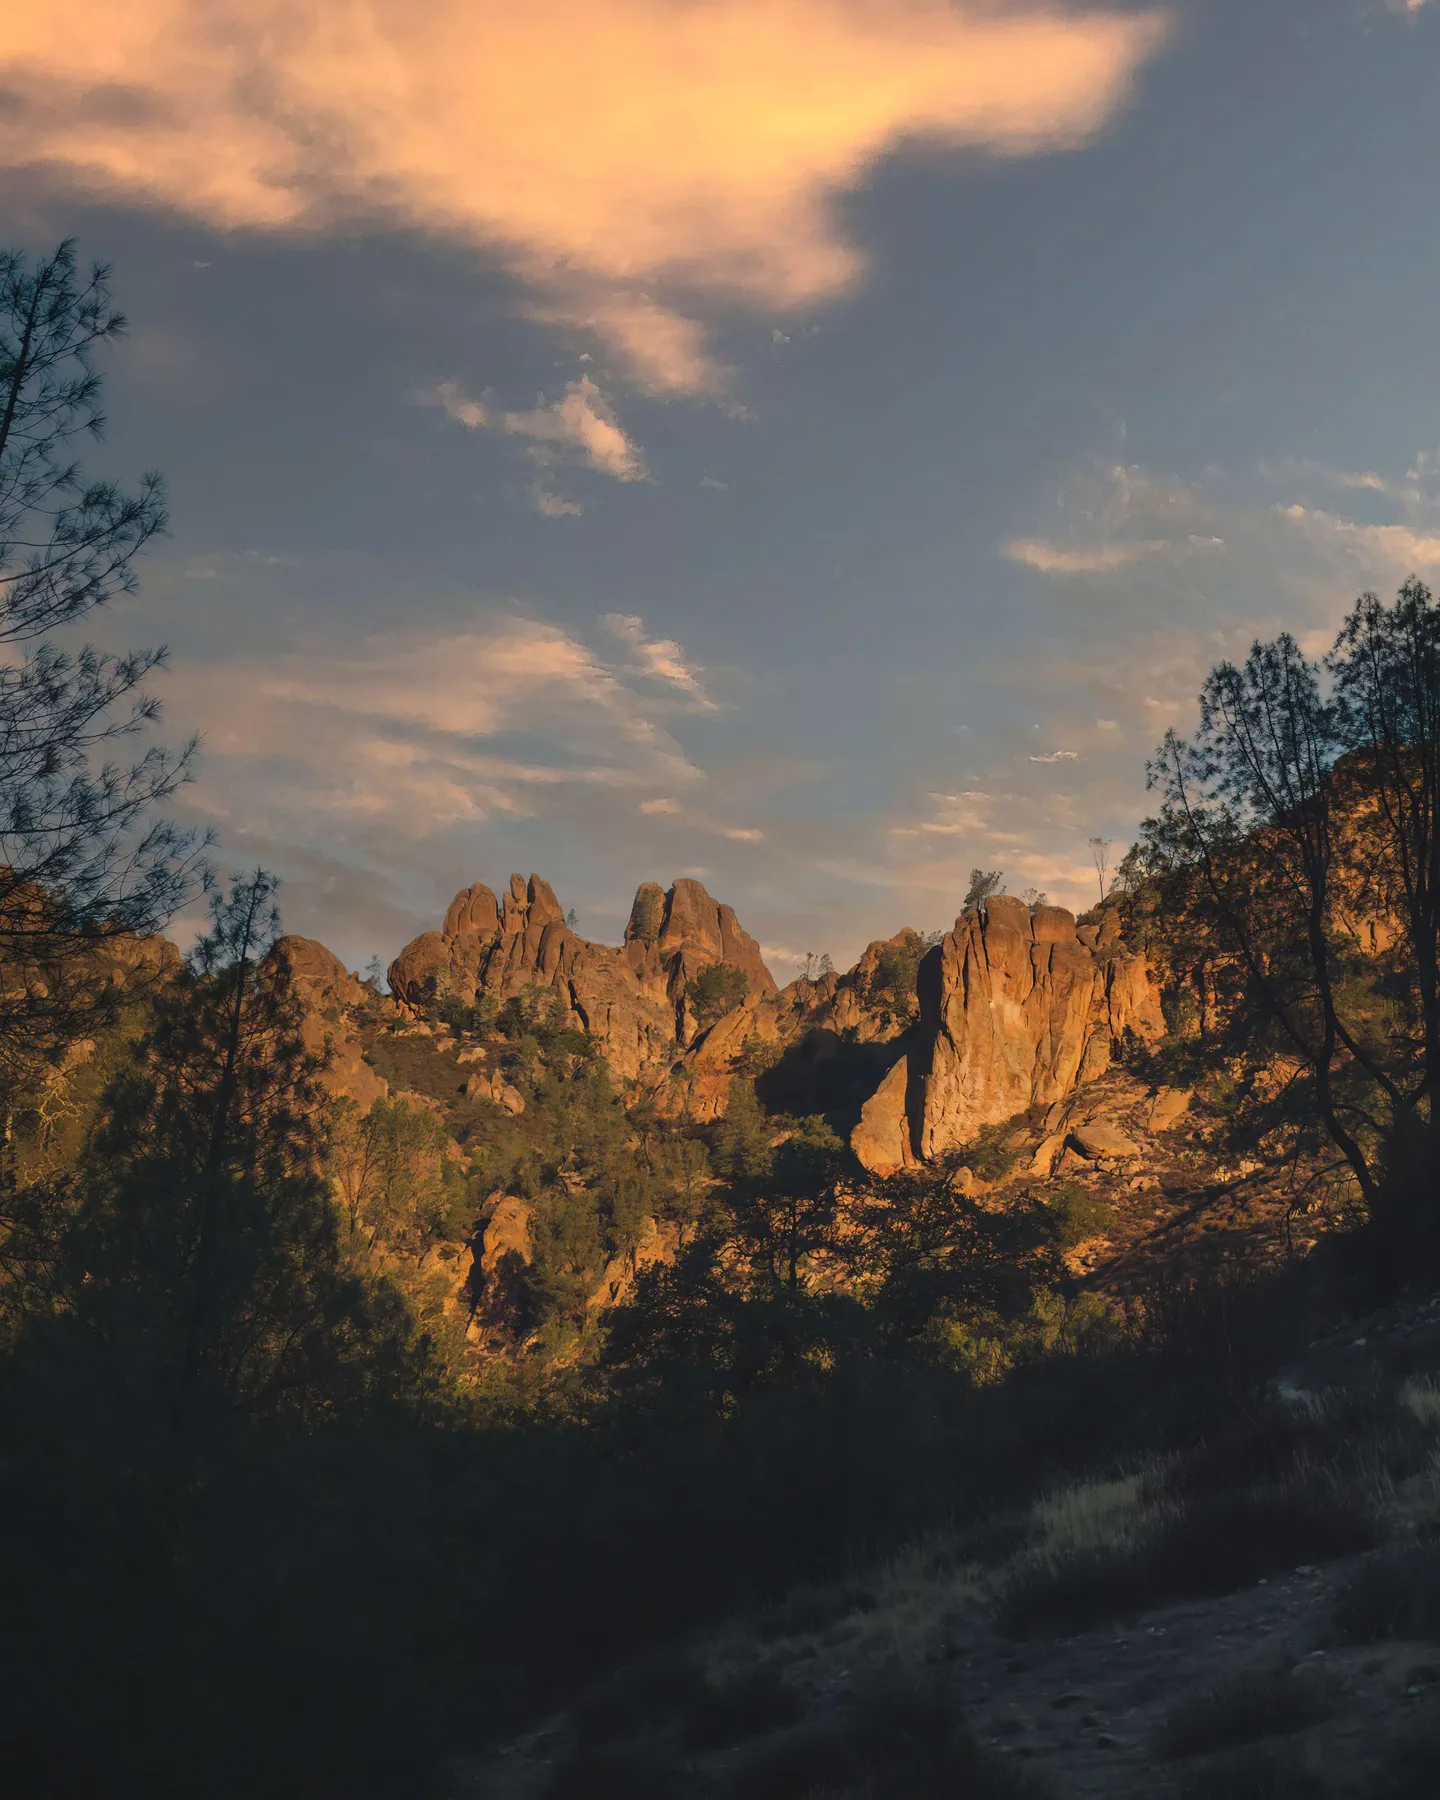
[
  {"left": 1050, "top": 1182, "right": 1116, "bottom": 1249},
  {"left": 862, "top": 930, "right": 927, "bottom": 1023},
  {"left": 686, "top": 963, "right": 750, "bottom": 1026},
  {"left": 962, "top": 1121, "right": 1022, "bottom": 1183}
]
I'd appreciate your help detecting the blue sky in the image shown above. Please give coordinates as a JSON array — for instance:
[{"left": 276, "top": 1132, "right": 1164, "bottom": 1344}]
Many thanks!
[{"left": 5, "top": 0, "right": 1440, "bottom": 974}]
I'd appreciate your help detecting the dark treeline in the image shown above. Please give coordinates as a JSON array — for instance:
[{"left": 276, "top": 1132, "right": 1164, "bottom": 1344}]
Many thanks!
[{"left": 3, "top": 241, "right": 1439, "bottom": 1800}]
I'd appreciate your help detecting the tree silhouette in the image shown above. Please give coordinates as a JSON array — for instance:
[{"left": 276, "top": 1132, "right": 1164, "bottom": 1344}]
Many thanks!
[
  {"left": 0, "top": 240, "right": 204, "bottom": 1095},
  {"left": 964, "top": 868, "right": 1003, "bottom": 910},
  {"left": 1088, "top": 836, "right": 1112, "bottom": 902}
]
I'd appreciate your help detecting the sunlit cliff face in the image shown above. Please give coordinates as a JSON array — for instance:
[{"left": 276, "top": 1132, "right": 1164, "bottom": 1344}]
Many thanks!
[{"left": 0, "top": 0, "right": 1168, "bottom": 392}]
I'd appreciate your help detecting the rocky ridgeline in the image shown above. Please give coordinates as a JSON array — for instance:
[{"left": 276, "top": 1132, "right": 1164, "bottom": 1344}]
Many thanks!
[
  {"left": 386, "top": 873, "right": 775, "bottom": 1081},
  {"left": 281, "top": 876, "right": 1164, "bottom": 1178}
]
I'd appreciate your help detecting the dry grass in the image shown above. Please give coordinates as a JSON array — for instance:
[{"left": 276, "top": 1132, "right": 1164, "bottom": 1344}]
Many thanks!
[
  {"left": 723, "top": 1536, "right": 987, "bottom": 1686},
  {"left": 1030, "top": 1471, "right": 1157, "bottom": 1559},
  {"left": 1401, "top": 1376, "right": 1440, "bottom": 1430},
  {"left": 998, "top": 1480, "right": 1374, "bottom": 1638}
]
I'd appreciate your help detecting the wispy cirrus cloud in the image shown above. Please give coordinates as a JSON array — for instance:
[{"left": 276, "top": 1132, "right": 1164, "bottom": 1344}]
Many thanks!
[
  {"left": 601, "top": 612, "right": 719, "bottom": 711},
  {"left": 171, "top": 613, "right": 717, "bottom": 850},
  {"left": 869, "top": 444, "right": 1440, "bottom": 919},
  {"left": 1, "top": 0, "right": 1170, "bottom": 396}
]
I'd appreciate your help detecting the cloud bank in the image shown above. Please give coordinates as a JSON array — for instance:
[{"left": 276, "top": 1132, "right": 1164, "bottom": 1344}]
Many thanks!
[{"left": 2, "top": 0, "right": 1169, "bottom": 393}]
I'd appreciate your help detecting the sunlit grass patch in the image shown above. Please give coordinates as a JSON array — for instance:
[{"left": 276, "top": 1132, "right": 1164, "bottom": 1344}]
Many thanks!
[{"left": 1030, "top": 1470, "right": 1157, "bottom": 1559}]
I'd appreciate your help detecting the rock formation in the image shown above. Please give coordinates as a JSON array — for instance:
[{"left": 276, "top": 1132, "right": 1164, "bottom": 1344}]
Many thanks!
[
  {"left": 388, "top": 873, "right": 775, "bottom": 1082},
  {"left": 653, "top": 930, "right": 928, "bottom": 1121},
  {"left": 849, "top": 897, "right": 1165, "bottom": 1174},
  {"left": 268, "top": 935, "right": 389, "bottom": 1108}
]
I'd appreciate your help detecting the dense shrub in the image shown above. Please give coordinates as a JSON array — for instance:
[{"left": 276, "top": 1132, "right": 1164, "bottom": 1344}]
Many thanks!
[
  {"left": 720, "top": 1670, "right": 1050, "bottom": 1800},
  {"left": 1153, "top": 1670, "right": 1339, "bottom": 1761},
  {"left": 544, "top": 1742, "right": 684, "bottom": 1800},
  {"left": 1335, "top": 1547, "right": 1440, "bottom": 1645},
  {"left": 681, "top": 1665, "right": 801, "bottom": 1751},
  {"left": 571, "top": 1654, "right": 710, "bottom": 1750},
  {"left": 1176, "top": 1748, "right": 1327, "bottom": 1800}
]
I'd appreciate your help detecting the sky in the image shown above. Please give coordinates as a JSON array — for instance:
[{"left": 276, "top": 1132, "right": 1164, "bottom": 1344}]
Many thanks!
[{"left": 4, "top": 0, "right": 1440, "bottom": 977}]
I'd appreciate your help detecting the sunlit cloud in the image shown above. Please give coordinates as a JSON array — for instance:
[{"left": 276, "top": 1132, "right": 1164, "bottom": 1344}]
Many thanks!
[
  {"left": 532, "top": 487, "right": 584, "bottom": 519},
  {"left": 1005, "top": 538, "right": 1164, "bottom": 573},
  {"left": 1275, "top": 506, "right": 1440, "bottom": 575},
  {"left": 423, "top": 377, "right": 646, "bottom": 483},
  {"left": 602, "top": 612, "right": 719, "bottom": 710},
  {"left": 171, "top": 612, "right": 716, "bottom": 851},
  {"left": 1, "top": 0, "right": 1170, "bottom": 394}
]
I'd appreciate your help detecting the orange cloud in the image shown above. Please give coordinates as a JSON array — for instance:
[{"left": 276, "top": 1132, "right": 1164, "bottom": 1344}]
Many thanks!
[{"left": 2, "top": 0, "right": 1169, "bottom": 392}]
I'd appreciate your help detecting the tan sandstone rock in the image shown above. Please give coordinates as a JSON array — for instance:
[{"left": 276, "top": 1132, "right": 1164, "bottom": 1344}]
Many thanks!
[
  {"left": 479, "top": 1195, "right": 533, "bottom": 1275},
  {"left": 1070, "top": 1119, "right": 1142, "bottom": 1161},
  {"left": 586, "top": 1215, "right": 681, "bottom": 1314},
  {"left": 268, "top": 935, "right": 389, "bottom": 1109},
  {"left": 849, "top": 1056, "right": 917, "bottom": 1176},
  {"left": 1146, "top": 1086, "right": 1193, "bottom": 1133},
  {"left": 848, "top": 896, "right": 1164, "bottom": 1171},
  {"left": 388, "top": 873, "right": 775, "bottom": 1083}
]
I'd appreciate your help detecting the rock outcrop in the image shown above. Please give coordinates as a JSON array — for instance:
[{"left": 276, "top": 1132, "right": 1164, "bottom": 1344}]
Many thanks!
[
  {"left": 849, "top": 1056, "right": 919, "bottom": 1175},
  {"left": 388, "top": 874, "right": 775, "bottom": 1082},
  {"left": 269, "top": 935, "right": 389, "bottom": 1108},
  {"left": 850, "top": 897, "right": 1165, "bottom": 1173},
  {"left": 654, "top": 929, "right": 927, "bottom": 1122}
]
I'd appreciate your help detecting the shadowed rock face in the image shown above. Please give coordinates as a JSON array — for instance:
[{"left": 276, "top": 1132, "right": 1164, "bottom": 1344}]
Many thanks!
[
  {"left": 653, "top": 930, "right": 922, "bottom": 1123},
  {"left": 388, "top": 874, "right": 774, "bottom": 1082}
]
